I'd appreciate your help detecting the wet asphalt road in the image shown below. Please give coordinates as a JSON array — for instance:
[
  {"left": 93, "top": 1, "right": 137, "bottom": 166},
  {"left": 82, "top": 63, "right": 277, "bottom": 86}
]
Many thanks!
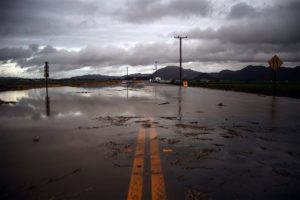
[{"left": 0, "top": 82, "right": 300, "bottom": 200}]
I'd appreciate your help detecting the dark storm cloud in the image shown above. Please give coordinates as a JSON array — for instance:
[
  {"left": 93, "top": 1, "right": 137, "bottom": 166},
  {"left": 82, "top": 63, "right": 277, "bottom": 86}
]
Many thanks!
[
  {"left": 29, "top": 44, "right": 39, "bottom": 52},
  {"left": 227, "top": 2, "right": 256, "bottom": 19},
  {"left": 17, "top": 40, "right": 299, "bottom": 74},
  {"left": 0, "top": 0, "right": 105, "bottom": 38},
  {"left": 22, "top": 43, "right": 177, "bottom": 71},
  {"left": 0, "top": 0, "right": 299, "bottom": 77},
  {"left": 1, "top": 40, "right": 299, "bottom": 77},
  {"left": 116, "top": 0, "right": 211, "bottom": 23},
  {"left": 188, "top": 1, "right": 300, "bottom": 45},
  {"left": 0, "top": 47, "right": 33, "bottom": 60}
]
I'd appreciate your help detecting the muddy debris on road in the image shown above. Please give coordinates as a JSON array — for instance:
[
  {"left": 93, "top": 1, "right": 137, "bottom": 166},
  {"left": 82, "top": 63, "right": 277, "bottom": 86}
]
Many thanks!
[
  {"left": 185, "top": 187, "right": 209, "bottom": 200},
  {"left": 167, "top": 139, "right": 181, "bottom": 145},
  {"left": 182, "top": 132, "right": 212, "bottom": 137},
  {"left": 26, "top": 168, "right": 82, "bottom": 191},
  {"left": 176, "top": 124, "right": 213, "bottom": 131},
  {"left": 77, "top": 126, "right": 103, "bottom": 130},
  {"left": 0, "top": 99, "right": 17, "bottom": 105},
  {"left": 194, "top": 148, "right": 219, "bottom": 160},
  {"left": 158, "top": 102, "right": 170, "bottom": 105},
  {"left": 105, "top": 141, "right": 134, "bottom": 158},
  {"left": 220, "top": 128, "right": 243, "bottom": 138},
  {"left": 32, "top": 136, "right": 40, "bottom": 142},
  {"left": 94, "top": 115, "right": 142, "bottom": 126},
  {"left": 160, "top": 116, "right": 177, "bottom": 120}
]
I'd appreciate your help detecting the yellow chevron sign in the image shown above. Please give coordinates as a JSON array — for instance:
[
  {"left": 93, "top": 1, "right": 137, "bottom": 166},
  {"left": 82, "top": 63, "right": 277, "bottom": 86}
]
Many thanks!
[{"left": 268, "top": 55, "right": 283, "bottom": 71}]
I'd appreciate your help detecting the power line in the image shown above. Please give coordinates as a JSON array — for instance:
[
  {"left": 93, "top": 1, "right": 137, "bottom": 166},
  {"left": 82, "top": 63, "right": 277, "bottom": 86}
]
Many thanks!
[{"left": 174, "top": 36, "right": 187, "bottom": 85}]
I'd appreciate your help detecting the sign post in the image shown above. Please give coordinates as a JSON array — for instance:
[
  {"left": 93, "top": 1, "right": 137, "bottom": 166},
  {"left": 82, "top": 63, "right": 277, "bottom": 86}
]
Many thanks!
[
  {"left": 183, "top": 80, "right": 188, "bottom": 87},
  {"left": 268, "top": 55, "right": 283, "bottom": 96}
]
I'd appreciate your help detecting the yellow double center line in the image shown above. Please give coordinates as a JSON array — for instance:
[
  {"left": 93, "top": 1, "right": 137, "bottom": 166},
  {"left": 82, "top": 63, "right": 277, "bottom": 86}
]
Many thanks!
[
  {"left": 127, "top": 127, "right": 145, "bottom": 200},
  {"left": 127, "top": 122, "right": 167, "bottom": 200}
]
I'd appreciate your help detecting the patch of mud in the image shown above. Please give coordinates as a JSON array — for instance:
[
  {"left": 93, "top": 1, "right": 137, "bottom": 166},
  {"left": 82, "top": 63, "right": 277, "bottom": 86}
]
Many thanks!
[
  {"left": 160, "top": 116, "right": 177, "bottom": 120},
  {"left": 176, "top": 124, "right": 213, "bottom": 131},
  {"left": 158, "top": 102, "right": 170, "bottom": 105},
  {"left": 185, "top": 166, "right": 214, "bottom": 170},
  {"left": 194, "top": 148, "right": 220, "bottom": 160},
  {"left": 26, "top": 168, "right": 82, "bottom": 191},
  {"left": 0, "top": 99, "right": 16, "bottom": 105},
  {"left": 185, "top": 187, "right": 211, "bottom": 200},
  {"left": 169, "top": 147, "right": 220, "bottom": 171},
  {"left": 195, "top": 110, "right": 204, "bottom": 113},
  {"left": 49, "top": 186, "right": 93, "bottom": 199},
  {"left": 142, "top": 123, "right": 152, "bottom": 128},
  {"left": 77, "top": 126, "right": 106, "bottom": 130},
  {"left": 104, "top": 141, "right": 134, "bottom": 159},
  {"left": 221, "top": 128, "right": 243, "bottom": 138},
  {"left": 135, "top": 119, "right": 151, "bottom": 123},
  {"left": 158, "top": 138, "right": 180, "bottom": 145},
  {"left": 75, "top": 91, "right": 92, "bottom": 94},
  {"left": 193, "top": 138, "right": 214, "bottom": 141},
  {"left": 257, "top": 136, "right": 277, "bottom": 142},
  {"left": 94, "top": 115, "right": 142, "bottom": 126},
  {"left": 182, "top": 132, "right": 211, "bottom": 137},
  {"left": 272, "top": 168, "right": 290, "bottom": 177}
]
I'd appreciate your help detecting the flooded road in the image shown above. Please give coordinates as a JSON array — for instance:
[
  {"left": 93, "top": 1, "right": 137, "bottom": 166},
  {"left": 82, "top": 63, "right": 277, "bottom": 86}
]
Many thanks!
[{"left": 1, "top": 83, "right": 300, "bottom": 200}]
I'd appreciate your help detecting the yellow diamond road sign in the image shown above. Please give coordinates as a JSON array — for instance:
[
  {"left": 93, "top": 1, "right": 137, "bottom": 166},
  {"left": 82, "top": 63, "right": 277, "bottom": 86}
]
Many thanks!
[{"left": 268, "top": 55, "right": 283, "bottom": 71}]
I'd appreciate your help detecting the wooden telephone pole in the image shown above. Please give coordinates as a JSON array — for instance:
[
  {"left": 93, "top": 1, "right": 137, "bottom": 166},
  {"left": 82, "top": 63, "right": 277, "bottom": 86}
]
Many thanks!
[{"left": 174, "top": 36, "right": 187, "bottom": 85}]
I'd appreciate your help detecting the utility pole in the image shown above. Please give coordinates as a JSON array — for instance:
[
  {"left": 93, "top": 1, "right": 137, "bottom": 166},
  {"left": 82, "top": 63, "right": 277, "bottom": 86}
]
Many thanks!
[
  {"left": 154, "top": 61, "right": 159, "bottom": 78},
  {"left": 44, "top": 61, "right": 49, "bottom": 92},
  {"left": 174, "top": 36, "right": 187, "bottom": 85}
]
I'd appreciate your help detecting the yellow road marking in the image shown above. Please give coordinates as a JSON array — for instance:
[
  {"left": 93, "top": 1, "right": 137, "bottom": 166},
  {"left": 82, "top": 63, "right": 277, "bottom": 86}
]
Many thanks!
[
  {"left": 127, "top": 127, "right": 145, "bottom": 200},
  {"left": 127, "top": 121, "right": 167, "bottom": 200},
  {"left": 150, "top": 127, "right": 167, "bottom": 200}
]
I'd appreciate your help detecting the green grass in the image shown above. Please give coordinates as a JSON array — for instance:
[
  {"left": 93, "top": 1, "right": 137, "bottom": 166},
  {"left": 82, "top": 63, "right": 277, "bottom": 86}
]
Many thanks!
[
  {"left": 0, "top": 78, "right": 121, "bottom": 92},
  {"left": 189, "top": 80, "right": 300, "bottom": 98}
]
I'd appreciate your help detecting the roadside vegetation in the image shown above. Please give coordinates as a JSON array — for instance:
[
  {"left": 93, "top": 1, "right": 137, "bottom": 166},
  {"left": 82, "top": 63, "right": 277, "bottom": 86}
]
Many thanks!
[
  {"left": 0, "top": 78, "right": 121, "bottom": 92},
  {"left": 189, "top": 80, "right": 300, "bottom": 98},
  {"left": 1, "top": 78, "right": 300, "bottom": 98}
]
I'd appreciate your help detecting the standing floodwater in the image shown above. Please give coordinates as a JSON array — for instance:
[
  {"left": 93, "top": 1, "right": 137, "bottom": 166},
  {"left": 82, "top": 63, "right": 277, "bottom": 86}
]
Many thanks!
[{"left": 0, "top": 84, "right": 300, "bottom": 200}]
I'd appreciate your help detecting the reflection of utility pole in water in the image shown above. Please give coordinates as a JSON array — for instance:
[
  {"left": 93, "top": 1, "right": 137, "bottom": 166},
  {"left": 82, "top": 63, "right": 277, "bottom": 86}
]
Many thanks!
[
  {"left": 154, "top": 84, "right": 157, "bottom": 104},
  {"left": 45, "top": 92, "right": 50, "bottom": 116},
  {"left": 127, "top": 84, "right": 129, "bottom": 100},
  {"left": 177, "top": 86, "right": 182, "bottom": 121},
  {"left": 268, "top": 55, "right": 283, "bottom": 96},
  {"left": 270, "top": 96, "right": 277, "bottom": 132},
  {"left": 44, "top": 62, "right": 49, "bottom": 90},
  {"left": 44, "top": 62, "right": 50, "bottom": 116}
]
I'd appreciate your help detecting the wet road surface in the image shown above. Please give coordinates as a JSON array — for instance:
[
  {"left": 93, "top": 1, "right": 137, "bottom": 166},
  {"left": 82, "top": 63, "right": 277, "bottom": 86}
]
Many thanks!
[{"left": 0, "top": 83, "right": 300, "bottom": 199}]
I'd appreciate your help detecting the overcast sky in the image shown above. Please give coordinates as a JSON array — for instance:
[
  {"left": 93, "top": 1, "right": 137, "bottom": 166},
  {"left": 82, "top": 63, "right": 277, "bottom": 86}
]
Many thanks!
[{"left": 0, "top": 0, "right": 299, "bottom": 78}]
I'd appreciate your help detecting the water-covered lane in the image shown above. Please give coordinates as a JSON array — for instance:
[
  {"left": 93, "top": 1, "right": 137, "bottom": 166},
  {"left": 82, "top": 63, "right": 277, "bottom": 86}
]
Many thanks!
[{"left": 1, "top": 83, "right": 300, "bottom": 199}]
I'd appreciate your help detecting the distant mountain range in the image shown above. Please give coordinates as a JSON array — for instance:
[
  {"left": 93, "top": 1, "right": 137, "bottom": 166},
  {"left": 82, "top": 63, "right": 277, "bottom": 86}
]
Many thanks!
[
  {"left": 70, "top": 73, "right": 151, "bottom": 80},
  {"left": 155, "top": 65, "right": 300, "bottom": 81},
  {"left": 154, "top": 66, "right": 206, "bottom": 80},
  {"left": 204, "top": 65, "right": 300, "bottom": 81},
  {"left": 70, "top": 74, "right": 118, "bottom": 80},
  {"left": 1, "top": 65, "right": 300, "bottom": 81}
]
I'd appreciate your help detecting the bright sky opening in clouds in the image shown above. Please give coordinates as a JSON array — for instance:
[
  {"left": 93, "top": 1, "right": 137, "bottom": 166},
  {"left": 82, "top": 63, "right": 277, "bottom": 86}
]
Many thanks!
[{"left": 0, "top": 0, "right": 299, "bottom": 78}]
